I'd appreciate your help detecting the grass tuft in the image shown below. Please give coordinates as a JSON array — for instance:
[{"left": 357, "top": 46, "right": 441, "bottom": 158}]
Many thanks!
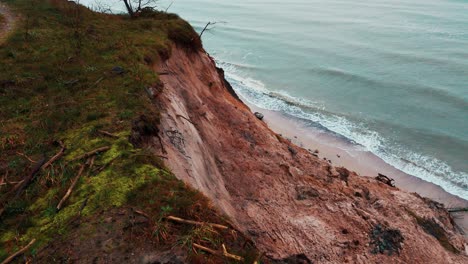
[{"left": 0, "top": 0, "right": 258, "bottom": 262}]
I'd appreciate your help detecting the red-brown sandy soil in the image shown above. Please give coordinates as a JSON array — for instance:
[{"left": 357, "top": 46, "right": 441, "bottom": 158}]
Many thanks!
[{"left": 154, "top": 46, "right": 467, "bottom": 263}]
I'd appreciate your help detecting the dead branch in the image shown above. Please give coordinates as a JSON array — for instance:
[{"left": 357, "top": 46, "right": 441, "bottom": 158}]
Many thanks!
[
  {"left": 193, "top": 243, "right": 244, "bottom": 262},
  {"left": 14, "top": 156, "right": 46, "bottom": 199},
  {"left": 133, "top": 208, "right": 150, "bottom": 219},
  {"left": 78, "top": 196, "right": 89, "bottom": 216},
  {"left": 0, "top": 180, "right": 24, "bottom": 187},
  {"left": 92, "top": 77, "right": 104, "bottom": 87},
  {"left": 176, "top": 114, "right": 194, "bottom": 125},
  {"left": 222, "top": 244, "right": 243, "bottom": 261},
  {"left": 164, "top": 1, "right": 173, "bottom": 13},
  {"left": 16, "top": 152, "right": 37, "bottom": 163},
  {"left": 87, "top": 156, "right": 96, "bottom": 173},
  {"left": 42, "top": 141, "right": 66, "bottom": 170},
  {"left": 98, "top": 130, "right": 119, "bottom": 139},
  {"left": 1, "top": 239, "right": 36, "bottom": 264},
  {"left": 199, "top": 21, "right": 226, "bottom": 38},
  {"left": 166, "top": 216, "right": 229, "bottom": 230},
  {"left": 199, "top": 22, "right": 213, "bottom": 38},
  {"left": 122, "top": 0, "right": 158, "bottom": 17},
  {"left": 56, "top": 163, "right": 86, "bottom": 211},
  {"left": 69, "top": 146, "right": 110, "bottom": 162}
]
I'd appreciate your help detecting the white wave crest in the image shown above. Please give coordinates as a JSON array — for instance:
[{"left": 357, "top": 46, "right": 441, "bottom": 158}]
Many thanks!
[{"left": 217, "top": 59, "right": 468, "bottom": 200}]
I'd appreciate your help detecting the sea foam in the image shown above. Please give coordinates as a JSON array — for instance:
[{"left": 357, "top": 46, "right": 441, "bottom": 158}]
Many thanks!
[{"left": 217, "top": 59, "right": 468, "bottom": 200}]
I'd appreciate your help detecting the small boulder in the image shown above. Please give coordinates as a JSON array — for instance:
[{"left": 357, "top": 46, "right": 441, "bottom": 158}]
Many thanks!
[
  {"left": 254, "top": 112, "right": 264, "bottom": 120},
  {"left": 296, "top": 186, "right": 320, "bottom": 200},
  {"left": 288, "top": 146, "right": 298, "bottom": 156}
]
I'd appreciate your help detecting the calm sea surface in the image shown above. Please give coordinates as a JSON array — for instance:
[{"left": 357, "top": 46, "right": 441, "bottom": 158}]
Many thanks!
[{"left": 82, "top": 0, "right": 468, "bottom": 199}]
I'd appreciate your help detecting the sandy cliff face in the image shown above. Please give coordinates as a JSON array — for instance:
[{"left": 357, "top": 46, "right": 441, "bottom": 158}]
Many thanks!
[{"left": 150, "top": 46, "right": 467, "bottom": 263}]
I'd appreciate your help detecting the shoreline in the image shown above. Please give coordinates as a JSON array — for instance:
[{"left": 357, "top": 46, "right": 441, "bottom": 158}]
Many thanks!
[{"left": 244, "top": 100, "right": 468, "bottom": 238}]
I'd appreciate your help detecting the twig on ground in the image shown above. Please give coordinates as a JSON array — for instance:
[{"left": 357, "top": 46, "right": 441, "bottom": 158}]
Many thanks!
[
  {"left": 98, "top": 130, "right": 119, "bottom": 139},
  {"left": 16, "top": 152, "right": 37, "bottom": 163},
  {"left": 1, "top": 239, "right": 36, "bottom": 264},
  {"left": 222, "top": 244, "right": 243, "bottom": 261},
  {"left": 42, "top": 141, "right": 66, "bottom": 170},
  {"left": 166, "top": 216, "right": 229, "bottom": 230},
  {"left": 92, "top": 76, "right": 104, "bottom": 87},
  {"left": 87, "top": 156, "right": 96, "bottom": 172},
  {"left": 69, "top": 146, "right": 110, "bottom": 163},
  {"left": 193, "top": 243, "right": 244, "bottom": 261},
  {"left": 56, "top": 163, "right": 86, "bottom": 211},
  {"left": 133, "top": 208, "right": 150, "bottom": 219},
  {"left": 0, "top": 180, "right": 24, "bottom": 187},
  {"left": 14, "top": 156, "right": 46, "bottom": 199},
  {"left": 78, "top": 196, "right": 89, "bottom": 216}
]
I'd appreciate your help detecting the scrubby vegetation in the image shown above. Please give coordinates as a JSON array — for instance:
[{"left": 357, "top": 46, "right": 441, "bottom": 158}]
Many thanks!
[
  {"left": 369, "top": 224, "right": 404, "bottom": 256},
  {"left": 406, "top": 209, "right": 459, "bottom": 254},
  {"left": 0, "top": 0, "right": 257, "bottom": 262}
]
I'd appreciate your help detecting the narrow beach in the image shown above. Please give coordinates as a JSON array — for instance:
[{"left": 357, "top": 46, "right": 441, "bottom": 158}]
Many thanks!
[{"left": 245, "top": 101, "right": 468, "bottom": 239}]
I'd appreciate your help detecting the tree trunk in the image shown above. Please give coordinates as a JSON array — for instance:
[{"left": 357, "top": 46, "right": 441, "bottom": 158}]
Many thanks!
[{"left": 122, "top": 0, "right": 135, "bottom": 17}]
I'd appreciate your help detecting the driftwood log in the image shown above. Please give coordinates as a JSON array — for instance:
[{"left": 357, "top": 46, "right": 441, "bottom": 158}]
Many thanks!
[
  {"left": 448, "top": 208, "right": 468, "bottom": 213},
  {"left": 375, "top": 173, "right": 395, "bottom": 187}
]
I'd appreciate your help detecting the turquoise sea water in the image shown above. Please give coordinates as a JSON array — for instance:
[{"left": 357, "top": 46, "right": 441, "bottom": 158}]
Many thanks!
[{"left": 82, "top": 0, "right": 468, "bottom": 199}]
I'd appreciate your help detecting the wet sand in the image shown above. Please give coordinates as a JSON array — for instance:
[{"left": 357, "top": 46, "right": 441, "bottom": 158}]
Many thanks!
[{"left": 246, "top": 102, "right": 468, "bottom": 239}]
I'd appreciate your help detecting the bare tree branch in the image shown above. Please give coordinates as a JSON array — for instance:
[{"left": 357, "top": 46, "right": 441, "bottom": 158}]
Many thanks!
[
  {"left": 121, "top": 0, "right": 159, "bottom": 17},
  {"left": 164, "top": 1, "right": 174, "bottom": 13},
  {"left": 199, "top": 21, "right": 226, "bottom": 38}
]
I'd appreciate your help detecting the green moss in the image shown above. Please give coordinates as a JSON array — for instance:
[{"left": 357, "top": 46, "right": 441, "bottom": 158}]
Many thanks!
[
  {"left": 0, "top": 0, "right": 199, "bottom": 258},
  {"left": 1, "top": 127, "right": 168, "bottom": 258},
  {"left": 0, "top": 1, "right": 260, "bottom": 262}
]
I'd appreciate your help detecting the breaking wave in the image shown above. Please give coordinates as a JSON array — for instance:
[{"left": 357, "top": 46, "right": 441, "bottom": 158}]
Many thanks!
[{"left": 217, "top": 60, "right": 468, "bottom": 200}]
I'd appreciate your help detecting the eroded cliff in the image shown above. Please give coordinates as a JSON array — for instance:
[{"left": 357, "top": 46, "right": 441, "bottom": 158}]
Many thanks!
[{"left": 151, "top": 46, "right": 467, "bottom": 263}]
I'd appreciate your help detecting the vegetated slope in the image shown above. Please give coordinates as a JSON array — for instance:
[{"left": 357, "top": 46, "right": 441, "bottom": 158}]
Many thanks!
[
  {"left": 0, "top": 1, "right": 258, "bottom": 263},
  {"left": 155, "top": 46, "right": 468, "bottom": 263}
]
